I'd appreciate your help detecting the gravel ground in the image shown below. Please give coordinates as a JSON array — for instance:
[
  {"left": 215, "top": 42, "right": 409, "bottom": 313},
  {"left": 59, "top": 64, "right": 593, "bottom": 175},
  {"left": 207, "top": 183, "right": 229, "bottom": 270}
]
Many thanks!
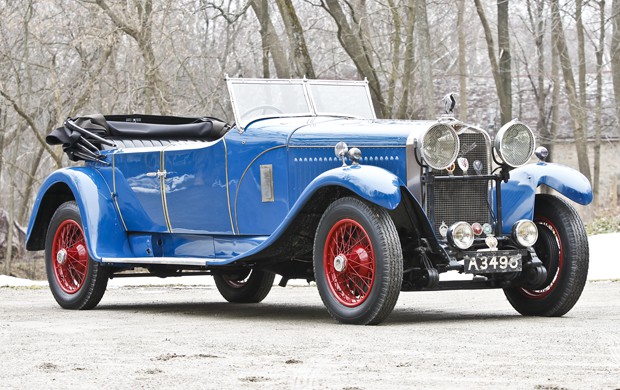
[{"left": 1, "top": 280, "right": 619, "bottom": 389}]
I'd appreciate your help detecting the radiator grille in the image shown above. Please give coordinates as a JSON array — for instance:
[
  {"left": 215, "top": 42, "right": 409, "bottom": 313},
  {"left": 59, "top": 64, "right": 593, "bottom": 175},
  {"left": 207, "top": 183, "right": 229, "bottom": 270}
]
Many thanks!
[{"left": 427, "top": 131, "right": 493, "bottom": 235}]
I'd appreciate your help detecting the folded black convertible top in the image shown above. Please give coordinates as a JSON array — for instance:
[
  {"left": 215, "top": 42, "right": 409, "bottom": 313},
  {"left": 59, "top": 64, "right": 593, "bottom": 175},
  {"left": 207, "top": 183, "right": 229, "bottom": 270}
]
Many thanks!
[{"left": 46, "top": 114, "right": 230, "bottom": 163}]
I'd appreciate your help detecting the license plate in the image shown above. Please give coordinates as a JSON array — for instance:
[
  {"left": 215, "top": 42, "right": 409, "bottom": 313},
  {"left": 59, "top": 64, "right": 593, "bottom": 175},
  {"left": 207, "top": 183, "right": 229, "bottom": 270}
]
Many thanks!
[{"left": 463, "top": 250, "right": 522, "bottom": 274}]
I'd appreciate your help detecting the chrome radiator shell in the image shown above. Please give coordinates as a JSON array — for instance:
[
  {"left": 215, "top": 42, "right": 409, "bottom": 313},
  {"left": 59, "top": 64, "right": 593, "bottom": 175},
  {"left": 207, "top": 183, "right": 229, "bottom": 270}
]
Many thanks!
[{"left": 408, "top": 126, "right": 495, "bottom": 237}]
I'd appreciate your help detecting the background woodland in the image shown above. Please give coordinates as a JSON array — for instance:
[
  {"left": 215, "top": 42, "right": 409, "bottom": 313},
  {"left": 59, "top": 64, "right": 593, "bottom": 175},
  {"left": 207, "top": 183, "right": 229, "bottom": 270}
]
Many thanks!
[{"left": 1, "top": 0, "right": 620, "bottom": 274}]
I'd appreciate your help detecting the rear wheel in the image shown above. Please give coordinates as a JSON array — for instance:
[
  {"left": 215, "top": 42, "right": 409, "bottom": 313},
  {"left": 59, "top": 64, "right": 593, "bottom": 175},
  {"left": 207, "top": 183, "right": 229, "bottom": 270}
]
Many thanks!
[
  {"left": 313, "top": 197, "right": 403, "bottom": 325},
  {"left": 504, "top": 194, "right": 589, "bottom": 316},
  {"left": 45, "top": 201, "right": 109, "bottom": 310},
  {"left": 213, "top": 269, "right": 275, "bottom": 303}
]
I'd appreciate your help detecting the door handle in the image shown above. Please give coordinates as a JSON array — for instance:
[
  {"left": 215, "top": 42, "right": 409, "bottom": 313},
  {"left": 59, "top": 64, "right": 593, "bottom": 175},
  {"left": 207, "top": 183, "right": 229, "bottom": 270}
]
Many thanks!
[{"left": 146, "top": 170, "right": 167, "bottom": 178}]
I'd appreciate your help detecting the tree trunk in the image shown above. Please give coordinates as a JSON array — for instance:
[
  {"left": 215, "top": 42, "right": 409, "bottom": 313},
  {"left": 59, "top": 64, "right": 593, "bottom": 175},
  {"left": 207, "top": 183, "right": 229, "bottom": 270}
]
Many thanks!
[
  {"left": 550, "top": 0, "right": 591, "bottom": 181},
  {"left": 527, "top": 0, "right": 551, "bottom": 150},
  {"left": 611, "top": 0, "right": 620, "bottom": 137},
  {"left": 386, "top": 0, "right": 402, "bottom": 117},
  {"left": 250, "top": 0, "right": 291, "bottom": 78},
  {"left": 4, "top": 133, "right": 19, "bottom": 275},
  {"left": 275, "top": 0, "right": 315, "bottom": 78},
  {"left": 415, "top": 0, "right": 436, "bottom": 118},
  {"left": 95, "top": 0, "right": 170, "bottom": 115},
  {"left": 457, "top": 0, "right": 468, "bottom": 119},
  {"left": 549, "top": 38, "right": 560, "bottom": 163},
  {"left": 321, "top": 0, "right": 386, "bottom": 117},
  {"left": 18, "top": 144, "right": 44, "bottom": 226},
  {"left": 0, "top": 107, "right": 5, "bottom": 195},
  {"left": 397, "top": 0, "right": 416, "bottom": 119},
  {"left": 594, "top": 0, "right": 606, "bottom": 205},
  {"left": 497, "top": 0, "right": 512, "bottom": 124},
  {"left": 474, "top": 0, "right": 506, "bottom": 128}
]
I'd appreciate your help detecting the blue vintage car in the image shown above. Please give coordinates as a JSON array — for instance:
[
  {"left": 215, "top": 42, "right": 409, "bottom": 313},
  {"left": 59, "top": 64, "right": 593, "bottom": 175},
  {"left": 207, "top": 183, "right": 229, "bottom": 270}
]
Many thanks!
[{"left": 26, "top": 78, "right": 592, "bottom": 325}]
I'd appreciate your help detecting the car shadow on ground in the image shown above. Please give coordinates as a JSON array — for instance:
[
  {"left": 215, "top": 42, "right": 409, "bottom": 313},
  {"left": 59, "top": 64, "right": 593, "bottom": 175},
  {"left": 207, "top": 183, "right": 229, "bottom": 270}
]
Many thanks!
[
  {"left": 95, "top": 300, "right": 522, "bottom": 325},
  {"left": 96, "top": 301, "right": 333, "bottom": 323}
]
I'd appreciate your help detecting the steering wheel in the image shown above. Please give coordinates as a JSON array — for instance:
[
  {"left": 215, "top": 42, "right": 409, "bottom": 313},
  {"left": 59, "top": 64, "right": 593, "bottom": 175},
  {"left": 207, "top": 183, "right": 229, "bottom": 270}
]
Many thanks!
[{"left": 241, "top": 105, "right": 284, "bottom": 118}]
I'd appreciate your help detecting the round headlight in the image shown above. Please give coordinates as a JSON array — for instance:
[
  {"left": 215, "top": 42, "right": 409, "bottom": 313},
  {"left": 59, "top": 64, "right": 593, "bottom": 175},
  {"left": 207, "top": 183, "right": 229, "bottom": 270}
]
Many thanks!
[
  {"left": 494, "top": 120, "right": 535, "bottom": 167},
  {"left": 420, "top": 123, "right": 459, "bottom": 170},
  {"left": 512, "top": 220, "right": 538, "bottom": 247},
  {"left": 447, "top": 221, "right": 475, "bottom": 250}
]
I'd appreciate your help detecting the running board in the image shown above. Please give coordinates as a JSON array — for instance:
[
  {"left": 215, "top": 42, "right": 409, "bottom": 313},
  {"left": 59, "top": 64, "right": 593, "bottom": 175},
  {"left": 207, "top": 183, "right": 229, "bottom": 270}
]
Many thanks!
[{"left": 101, "top": 257, "right": 212, "bottom": 267}]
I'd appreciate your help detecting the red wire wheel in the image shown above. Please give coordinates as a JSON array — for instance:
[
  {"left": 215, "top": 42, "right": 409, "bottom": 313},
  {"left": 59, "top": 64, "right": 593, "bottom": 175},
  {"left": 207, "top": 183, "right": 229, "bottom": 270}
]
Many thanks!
[
  {"left": 520, "top": 217, "right": 563, "bottom": 299},
  {"left": 503, "top": 194, "right": 589, "bottom": 317},
  {"left": 51, "top": 220, "right": 90, "bottom": 294},
  {"left": 323, "top": 218, "right": 376, "bottom": 307}
]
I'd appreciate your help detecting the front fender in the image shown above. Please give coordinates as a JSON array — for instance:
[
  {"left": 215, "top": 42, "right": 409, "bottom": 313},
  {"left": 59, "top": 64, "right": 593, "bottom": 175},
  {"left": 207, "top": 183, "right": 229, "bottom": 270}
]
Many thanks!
[
  {"left": 501, "top": 162, "right": 592, "bottom": 233},
  {"left": 26, "top": 167, "right": 132, "bottom": 261},
  {"left": 213, "top": 165, "right": 403, "bottom": 265},
  {"left": 300, "top": 164, "right": 403, "bottom": 210}
]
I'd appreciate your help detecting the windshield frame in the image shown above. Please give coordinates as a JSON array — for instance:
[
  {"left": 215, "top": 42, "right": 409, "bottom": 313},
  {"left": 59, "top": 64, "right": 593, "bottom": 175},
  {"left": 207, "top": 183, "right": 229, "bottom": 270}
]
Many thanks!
[{"left": 226, "top": 77, "right": 376, "bottom": 130}]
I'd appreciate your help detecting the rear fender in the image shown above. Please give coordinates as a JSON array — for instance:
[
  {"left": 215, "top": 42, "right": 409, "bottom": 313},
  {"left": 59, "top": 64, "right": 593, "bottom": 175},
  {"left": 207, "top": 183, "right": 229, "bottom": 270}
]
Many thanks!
[
  {"left": 26, "top": 167, "right": 132, "bottom": 260},
  {"left": 501, "top": 162, "right": 592, "bottom": 233}
]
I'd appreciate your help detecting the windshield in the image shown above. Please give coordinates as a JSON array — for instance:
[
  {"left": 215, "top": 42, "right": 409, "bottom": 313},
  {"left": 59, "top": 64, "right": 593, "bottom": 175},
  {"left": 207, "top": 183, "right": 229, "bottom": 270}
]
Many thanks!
[{"left": 226, "top": 78, "right": 376, "bottom": 129}]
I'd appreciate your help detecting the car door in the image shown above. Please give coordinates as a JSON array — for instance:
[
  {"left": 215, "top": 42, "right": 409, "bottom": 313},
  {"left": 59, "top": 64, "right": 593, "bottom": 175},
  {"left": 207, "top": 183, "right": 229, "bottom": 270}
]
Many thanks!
[
  {"left": 112, "top": 148, "right": 170, "bottom": 232},
  {"left": 162, "top": 140, "right": 234, "bottom": 234}
]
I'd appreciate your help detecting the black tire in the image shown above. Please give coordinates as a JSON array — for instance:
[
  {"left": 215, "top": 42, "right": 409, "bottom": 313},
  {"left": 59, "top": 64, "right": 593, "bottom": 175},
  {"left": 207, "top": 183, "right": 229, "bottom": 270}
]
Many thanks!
[
  {"left": 45, "top": 201, "right": 109, "bottom": 310},
  {"left": 313, "top": 197, "right": 403, "bottom": 325},
  {"left": 504, "top": 194, "right": 589, "bottom": 316},
  {"left": 213, "top": 269, "right": 275, "bottom": 303}
]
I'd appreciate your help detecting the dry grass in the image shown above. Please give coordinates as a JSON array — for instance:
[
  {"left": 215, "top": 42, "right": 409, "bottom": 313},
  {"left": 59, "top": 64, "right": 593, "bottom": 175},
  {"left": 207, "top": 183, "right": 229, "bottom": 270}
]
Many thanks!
[{"left": 585, "top": 206, "right": 620, "bottom": 235}]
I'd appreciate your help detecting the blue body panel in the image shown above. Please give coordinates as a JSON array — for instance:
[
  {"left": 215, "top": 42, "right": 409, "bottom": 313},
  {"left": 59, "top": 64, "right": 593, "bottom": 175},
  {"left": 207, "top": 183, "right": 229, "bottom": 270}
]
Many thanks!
[
  {"left": 26, "top": 167, "right": 133, "bottom": 260},
  {"left": 501, "top": 162, "right": 593, "bottom": 233},
  {"left": 287, "top": 118, "right": 427, "bottom": 147}
]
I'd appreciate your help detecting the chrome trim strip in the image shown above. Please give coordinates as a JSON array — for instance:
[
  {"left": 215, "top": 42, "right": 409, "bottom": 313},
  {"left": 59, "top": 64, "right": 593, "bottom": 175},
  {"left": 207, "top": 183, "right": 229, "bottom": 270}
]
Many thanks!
[
  {"left": 287, "top": 145, "right": 404, "bottom": 149},
  {"left": 222, "top": 138, "right": 236, "bottom": 234},
  {"left": 102, "top": 257, "right": 210, "bottom": 266},
  {"left": 234, "top": 145, "right": 287, "bottom": 233},
  {"left": 159, "top": 150, "right": 173, "bottom": 233},
  {"left": 111, "top": 154, "right": 128, "bottom": 231}
]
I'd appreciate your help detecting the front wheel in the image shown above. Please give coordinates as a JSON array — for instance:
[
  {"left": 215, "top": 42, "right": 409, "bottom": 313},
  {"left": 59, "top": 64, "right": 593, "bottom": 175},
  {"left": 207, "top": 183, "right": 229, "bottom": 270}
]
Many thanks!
[
  {"left": 313, "top": 197, "right": 403, "bottom": 325},
  {"left": 504, "top": 194, "right": 589, "bottom": 316},
  {"left": 213, "top": 269, "right": 275, "bottom": 303},
  {"left": 45, "top": 201, "right": 109, "bottom": 310}
]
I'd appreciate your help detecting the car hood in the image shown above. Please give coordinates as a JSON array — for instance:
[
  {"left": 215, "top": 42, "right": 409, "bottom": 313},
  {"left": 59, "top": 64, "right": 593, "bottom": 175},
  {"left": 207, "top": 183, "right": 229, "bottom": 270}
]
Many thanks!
[{"left": 287, "top": 118, "right": 438, "bottom": 148}]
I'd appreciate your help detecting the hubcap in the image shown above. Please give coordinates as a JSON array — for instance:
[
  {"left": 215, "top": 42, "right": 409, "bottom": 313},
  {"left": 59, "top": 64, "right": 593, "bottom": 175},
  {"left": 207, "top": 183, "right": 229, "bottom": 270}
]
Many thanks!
[
  {"left": 56, "top": 248, "right": 67, "bottom": 265},
  {"left": 333, "top": 255, "right": 347, "bottom": 272}
]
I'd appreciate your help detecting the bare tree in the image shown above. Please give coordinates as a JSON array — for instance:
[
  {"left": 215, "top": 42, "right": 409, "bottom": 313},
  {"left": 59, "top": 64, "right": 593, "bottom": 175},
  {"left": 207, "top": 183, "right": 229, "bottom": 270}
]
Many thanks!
[
  {"left": 550, "top": 0, "right": 591, "bottom": 181},
  {"left": 593, "top": 0, "right": 606, "bottom": 204},
  {"left": 414, "top": 0, "right": 436, "bottom": 118},
  {"left": 457, "top": 0, "right": 468, "bottom": 120},
  {"left": 250, "top": 1, "right": 291, "bottom": 78},
  {"left": 611, "top": 0, "right": 620, "bottom": 137},
  {"left": 93, "top": 0, "right": 170, "bottom": 115},
  {"left": 320, "top": 0, "right": 387, "bottom": 117},
  {"left": 498, "top": 0, "right": 512, "bottom": 125},
  {"left": 397, "top": 0, "right": 416, "bottom": 119},
  {"left": 275, "top": 0, "right": 316, "bottom": 78},
  {"left": 474, "top": 0, "right": 511, "bottom": 126}
]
